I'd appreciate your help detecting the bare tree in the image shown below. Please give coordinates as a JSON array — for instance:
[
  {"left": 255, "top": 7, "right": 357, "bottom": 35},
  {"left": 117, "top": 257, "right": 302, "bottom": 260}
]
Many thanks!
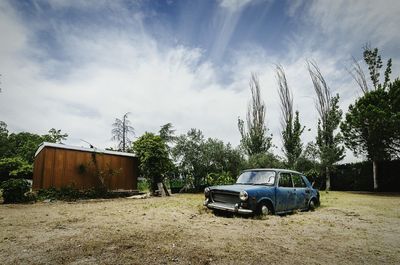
[
  {"left": 348, "top": 57, "right": 369, "bottom": 94},
  {"left": 238, "top": 73, "right": 272, "bottom": 156},
  {"left": 276, "top": 65, "right": 303, "bottom": 169},
  {"left": 307, "top": 61, "right": 344, "bottom": 190},
  {"left": 111, "top": 113, "right": 135, "bottom": 152}
]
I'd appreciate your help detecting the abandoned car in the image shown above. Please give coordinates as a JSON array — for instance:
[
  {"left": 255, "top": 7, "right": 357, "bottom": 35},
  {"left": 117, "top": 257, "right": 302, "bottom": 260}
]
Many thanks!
[{"left": 204, "top": 168, "right": 320, "bottom": 215}]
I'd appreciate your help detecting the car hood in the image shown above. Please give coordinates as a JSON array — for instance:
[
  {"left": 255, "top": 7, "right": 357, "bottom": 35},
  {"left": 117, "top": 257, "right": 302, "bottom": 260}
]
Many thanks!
[{"left": 210, "top": 184, "right": 273, "bottom": 193}]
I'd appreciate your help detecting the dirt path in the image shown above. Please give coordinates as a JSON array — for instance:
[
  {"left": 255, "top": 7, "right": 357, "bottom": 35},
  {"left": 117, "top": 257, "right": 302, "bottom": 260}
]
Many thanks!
[{"left": 1, "top": 192, "right": 399, "bottom": 264}]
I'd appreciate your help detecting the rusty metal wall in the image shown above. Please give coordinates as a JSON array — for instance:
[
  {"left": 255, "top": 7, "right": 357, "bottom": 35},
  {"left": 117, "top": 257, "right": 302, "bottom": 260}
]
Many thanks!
[{"left": 32, "top": 147, "right": 138, "bottom": 191}]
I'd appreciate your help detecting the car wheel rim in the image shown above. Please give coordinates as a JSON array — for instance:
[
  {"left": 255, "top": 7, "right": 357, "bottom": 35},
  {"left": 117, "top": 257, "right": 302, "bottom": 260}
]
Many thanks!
[
  {"left": 310, "top": 201, "right": 315, "bottom": 209},
  {"left": 261, "top": 205, "right": 269, "bottom": 215}
]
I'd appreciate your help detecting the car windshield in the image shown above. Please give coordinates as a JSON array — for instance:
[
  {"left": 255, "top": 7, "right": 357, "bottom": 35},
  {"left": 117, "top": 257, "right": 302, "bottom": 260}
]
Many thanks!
[{"left": 236, "top": 171, "right": 276, "bottom": 185}]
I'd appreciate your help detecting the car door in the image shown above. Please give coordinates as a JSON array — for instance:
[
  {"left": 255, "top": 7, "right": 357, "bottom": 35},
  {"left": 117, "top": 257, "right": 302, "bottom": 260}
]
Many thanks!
[
  {"left": 292, "top": 173, "right": 309, "bottom": 210},
  {"left": 276, "top": 172, "right": 296, "bottom": 212}
]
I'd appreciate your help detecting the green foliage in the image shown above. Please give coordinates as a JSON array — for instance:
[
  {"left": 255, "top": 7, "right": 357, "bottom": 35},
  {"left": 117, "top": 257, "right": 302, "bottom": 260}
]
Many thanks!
[
  {"left": 132, "top": 132, "right": 173, "bottom": 193},
  {"left": 6, "top": 132, "right": 44, "bottom": 163},
  {"left": 363, "top": 46, "right": 392, "bottom": 89},
  {"left": 37, "top": 186, "right": 110, "bottom": 201},
  {"left": 341, "top": 81, "right": 400, "bottom": 161},
  {"left": 0, "top": 122, "right": 68, "bottom": 164},
  {"left": 168, "top": 178, "right": 185, "bottom": 189},
  {"left": 0, "top": 178, "right": 34, "bottom": 203},
  {"left": 137, "top": 179, "right": 150, "bottom": 192},
  {"left": 42, "top": 128, "right": 68, "bottom": 143},
  {"left": 0, "top": 157, "right": 33, "bottom": 181},
  {"left": 159, "top": 123, "right": 176, "bottom": 144},
  {"left": 282, "top": 111, "right": 304, "bottom": 169},
  {"left": 172, "top": 129, "right": 245, "bottom": 190},
  {"left": 238, "top": 73, "right": 272, "bottom": 156},
  {"left": 316, "top": 95, "right": 345, "bottom": 170},
  {"left": 245, "top": 153, "right": 283, "bottom": 169},
  {"left": 205, "top": 172, "right": 235, "bottom": 186},
  {"left": 0, "top": 121, "right": 8, "bottom": 159}
]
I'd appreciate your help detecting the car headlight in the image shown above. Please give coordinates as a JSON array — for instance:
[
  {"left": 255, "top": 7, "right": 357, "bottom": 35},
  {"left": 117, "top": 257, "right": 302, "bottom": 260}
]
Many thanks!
[
  {"left": 239, "top": 190, "right": 248, "bottom": 201},
  {"left": 204, "top": 187, "right": 210, "bottom": 197}
]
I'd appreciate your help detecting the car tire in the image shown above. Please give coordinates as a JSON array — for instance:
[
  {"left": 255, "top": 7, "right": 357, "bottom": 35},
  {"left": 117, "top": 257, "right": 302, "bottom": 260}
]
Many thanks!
[
  {"left": 308, "top": 199, "right": 317, "bottom": 211},
  {"left": 257, "top": 201, "right": 272, "bottom": 216}
]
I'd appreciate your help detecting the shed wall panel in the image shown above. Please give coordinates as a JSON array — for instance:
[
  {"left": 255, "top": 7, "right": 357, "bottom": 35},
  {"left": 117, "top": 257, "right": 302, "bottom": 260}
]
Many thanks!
[{"left": 33, "top": 146, "right": 138, "bottom": 191}]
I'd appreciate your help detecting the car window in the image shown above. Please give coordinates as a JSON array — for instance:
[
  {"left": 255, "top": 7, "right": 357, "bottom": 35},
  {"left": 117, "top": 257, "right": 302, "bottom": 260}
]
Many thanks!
[
  {"left": 278, "top": 173, "right": 293, "bottom": 188},
  {"left": 292, "top": 174, "right": 306, "bottom": 188},
  {"left": 236, "top": 171, "right": 276, "bottom": 185}
]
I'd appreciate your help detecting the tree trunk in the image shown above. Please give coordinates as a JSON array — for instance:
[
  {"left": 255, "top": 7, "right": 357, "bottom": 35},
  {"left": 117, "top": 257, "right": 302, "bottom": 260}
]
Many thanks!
[
  {"left": 373, "top": 160, "right": 378, "bottom": 191},
  {"left": 325, "top": 166, "right": 331, "bottom": 191},
  {"left": 122, "top": 116, "right": 126, "bottom": 152}
]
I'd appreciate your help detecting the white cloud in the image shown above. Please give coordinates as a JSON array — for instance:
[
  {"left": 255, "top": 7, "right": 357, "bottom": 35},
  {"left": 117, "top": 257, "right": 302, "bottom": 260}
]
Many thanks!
[{"left": 0, "top": 0, "right": 399, "bottom": 164}]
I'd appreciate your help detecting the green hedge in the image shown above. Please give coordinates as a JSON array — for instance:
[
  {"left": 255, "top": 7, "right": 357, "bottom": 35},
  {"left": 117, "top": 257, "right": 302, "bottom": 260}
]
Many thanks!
[
  {"left": 0, "top": 178, "right": 35, "bottom": 203},
  {"left": 331, "top": 160, "right": 400, "bottom": 191}
]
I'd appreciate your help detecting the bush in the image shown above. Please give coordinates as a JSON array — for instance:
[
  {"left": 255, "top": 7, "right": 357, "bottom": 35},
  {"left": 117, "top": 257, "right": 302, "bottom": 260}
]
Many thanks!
[
  {"left": 0, "top": 157, "right": 33, "bottom": 181},
  {"left": 205, "top": 172, "right": 235, "bottom": 186},
  {"left": 137, "top": 179, "right": 150, "bottom": 192},
  {"left": 37, "top": 186, "right": 110, "bottom": 201},
  {"left": 245, "top": 153, "right": 283, "bottom": 169},
  {"left": 0, "top": 178, "right": 34, "bottom": 203}
]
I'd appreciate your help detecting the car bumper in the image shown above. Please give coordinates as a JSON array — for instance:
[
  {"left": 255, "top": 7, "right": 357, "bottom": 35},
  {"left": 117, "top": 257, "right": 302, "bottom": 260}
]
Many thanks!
[{"left": 204, "top": 200, "right": 253, "bottom": 214}]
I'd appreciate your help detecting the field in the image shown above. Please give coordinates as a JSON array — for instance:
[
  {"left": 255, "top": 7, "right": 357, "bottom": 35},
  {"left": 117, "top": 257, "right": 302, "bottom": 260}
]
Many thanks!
[{"left": 1, "top": 192, "right": 400, "bottom": 264}]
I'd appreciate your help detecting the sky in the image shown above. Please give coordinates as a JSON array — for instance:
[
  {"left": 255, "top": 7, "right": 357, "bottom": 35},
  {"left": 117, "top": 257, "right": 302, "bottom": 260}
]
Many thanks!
[{"left": 0, "top": 0, "right": 399, "bottom": 163}]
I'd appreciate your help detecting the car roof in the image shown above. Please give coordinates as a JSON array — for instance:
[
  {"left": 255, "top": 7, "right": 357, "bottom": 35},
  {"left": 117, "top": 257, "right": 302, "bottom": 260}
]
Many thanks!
[{"left": 242, "top": 168, "right": 303, "bottom": 175}]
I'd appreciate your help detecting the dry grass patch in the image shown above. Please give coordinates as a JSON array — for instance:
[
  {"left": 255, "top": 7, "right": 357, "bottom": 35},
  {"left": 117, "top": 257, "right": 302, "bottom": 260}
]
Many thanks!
[{"left": 1, "top": 192, "right": 400, "bottom": 264}]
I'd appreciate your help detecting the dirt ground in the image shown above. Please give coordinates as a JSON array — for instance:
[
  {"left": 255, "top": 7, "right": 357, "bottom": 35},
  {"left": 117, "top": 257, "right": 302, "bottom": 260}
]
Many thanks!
[{"left": 0, "top": 192, "right": 399, "bottom": 265}]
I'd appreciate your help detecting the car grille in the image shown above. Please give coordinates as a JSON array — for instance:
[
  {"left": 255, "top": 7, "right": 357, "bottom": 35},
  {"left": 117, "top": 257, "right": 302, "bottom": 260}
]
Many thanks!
[{"left": 211, "top": 191, "right": 240, "bottom": 204}]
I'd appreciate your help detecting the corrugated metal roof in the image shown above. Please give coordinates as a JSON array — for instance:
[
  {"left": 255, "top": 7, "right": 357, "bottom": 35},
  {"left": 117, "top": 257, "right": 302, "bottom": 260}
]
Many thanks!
[{"left": 34, "top": 142, "right": 136, "bottom": 158}]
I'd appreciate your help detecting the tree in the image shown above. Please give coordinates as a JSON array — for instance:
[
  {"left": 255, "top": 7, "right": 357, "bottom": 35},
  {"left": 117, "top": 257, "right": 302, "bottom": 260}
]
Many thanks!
[
  {"left": 111, "top": 113, "right": 135, "bottom": 152},
  {"left": 343, "top": 46, "right": 397, "bottom": 190},
  {"left": 0, "top": 121, "right": 9, "bottom": 159},
  {"left": 0, "top": 123, "right": 68, "bottom": 164},
  {"left": 238, "top": 73, "right": 272, "bottom": 156},
  {"left": 172, "top": 129, "right": 245, "bottom": 189},
  {"left": 172, "top": 129, "right": 207, "bottom": 189},
  {"left": 0, "top": 157, "right": 33, "bottom": 181},
  {"left": 159, "top": 123, "right": 176, "bottom": 143},
  {"left": 6, "top": 132, "right": 46, "bottom": 164},
  {"left": 341, "top": 80, "right": 400, "bottom": 190},
  {"left": 131, "top": 132, "right": 173, "bottom": 193},
  {"left": 308, "top": 61, "right": 345, "bottom": 190},
  {"left": 43, "top": 128, "right": 68, "bottom": 143},
  {"left": 276, "top": 65, "right": 304, "bottom": 169}
]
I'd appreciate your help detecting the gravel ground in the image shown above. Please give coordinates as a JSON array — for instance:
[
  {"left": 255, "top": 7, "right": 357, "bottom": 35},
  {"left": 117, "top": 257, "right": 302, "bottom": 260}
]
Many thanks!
[{"left": 0, "top": 191, "right": 399, "bottom": 264}]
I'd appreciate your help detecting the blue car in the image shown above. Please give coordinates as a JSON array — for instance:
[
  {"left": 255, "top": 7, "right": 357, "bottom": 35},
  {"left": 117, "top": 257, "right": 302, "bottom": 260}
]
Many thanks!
[{"left": 204, "top": 168, "right": 320, "bottom": 216}]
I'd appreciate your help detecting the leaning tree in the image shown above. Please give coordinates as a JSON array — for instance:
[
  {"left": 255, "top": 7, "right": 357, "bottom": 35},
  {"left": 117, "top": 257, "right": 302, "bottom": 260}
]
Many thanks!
[
  {"left": 308, "top": 61, "right": 345, "bottom": 190},
  {"left": 238, "top": 73, "right": 272, "bottom": 156},
  {"left": 276, "top": 65, "right": 304, "bottom": 170}
]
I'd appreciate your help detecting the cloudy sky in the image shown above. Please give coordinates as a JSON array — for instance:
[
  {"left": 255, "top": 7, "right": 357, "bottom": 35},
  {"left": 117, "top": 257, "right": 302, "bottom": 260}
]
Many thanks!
[{"left": 0, "top": 0, "right": 399, "bottom": 162}]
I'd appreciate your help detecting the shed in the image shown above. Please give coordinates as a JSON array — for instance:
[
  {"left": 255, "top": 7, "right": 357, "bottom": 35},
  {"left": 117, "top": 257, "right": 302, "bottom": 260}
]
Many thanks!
[{"left": 32, "top": 142, "right": 138, "bottom": 191}]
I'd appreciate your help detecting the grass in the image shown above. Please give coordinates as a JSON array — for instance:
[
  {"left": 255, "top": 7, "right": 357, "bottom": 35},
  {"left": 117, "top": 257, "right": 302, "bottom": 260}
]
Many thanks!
[{"left": 1, "top": 191, "right": 399, "bottom": 264}]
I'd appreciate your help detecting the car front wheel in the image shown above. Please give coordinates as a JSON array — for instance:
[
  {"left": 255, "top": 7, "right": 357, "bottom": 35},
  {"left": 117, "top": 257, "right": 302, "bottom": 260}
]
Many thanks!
[
  {"left": 308, "top": 199, "right": 317, "bottom": 211},
  {"left": 257, "top": 202, "right": 272, "bottom": 216}
]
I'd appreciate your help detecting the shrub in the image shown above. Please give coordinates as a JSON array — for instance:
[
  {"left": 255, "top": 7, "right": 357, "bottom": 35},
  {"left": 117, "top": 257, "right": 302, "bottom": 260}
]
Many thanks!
[
  {"left": 37, "top": 186, "right": 110, "bottom": 201},
  {"left": 0, "top": 178, "right": 34, "bottom": 203},
  {"left": 205, "top": 172, "right": 235, "bottom": 186},
  {"left": 0, "top": 157, "right": 33, "bottom": 181},
  {"left": 137, "top": 179, "right": 150, "bottom": 192},
  {"left": 245, "top": 153, "right": 283, "bottom": 169}
]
